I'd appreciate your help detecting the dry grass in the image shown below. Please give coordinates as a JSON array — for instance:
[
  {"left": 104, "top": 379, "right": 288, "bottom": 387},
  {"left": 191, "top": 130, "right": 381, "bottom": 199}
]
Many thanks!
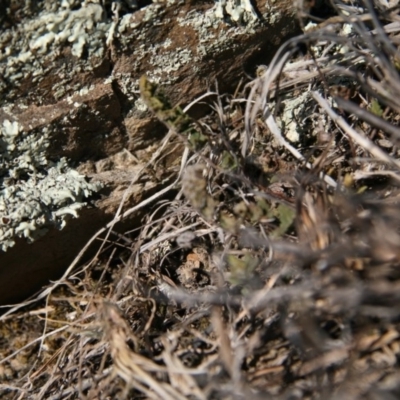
[{"left": 2, "top": 1, "right": 400, "bottom": 398}]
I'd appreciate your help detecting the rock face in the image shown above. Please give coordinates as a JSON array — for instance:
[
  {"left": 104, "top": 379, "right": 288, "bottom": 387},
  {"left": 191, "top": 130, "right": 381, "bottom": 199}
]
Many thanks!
[{"left": 0, "top": 0, "right": 299, "bottom": 305}]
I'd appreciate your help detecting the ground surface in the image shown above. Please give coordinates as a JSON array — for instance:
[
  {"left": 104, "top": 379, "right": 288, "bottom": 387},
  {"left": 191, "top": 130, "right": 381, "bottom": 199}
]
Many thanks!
[{"left": 2, "top": 1, "right": 400, "bottom": 399}]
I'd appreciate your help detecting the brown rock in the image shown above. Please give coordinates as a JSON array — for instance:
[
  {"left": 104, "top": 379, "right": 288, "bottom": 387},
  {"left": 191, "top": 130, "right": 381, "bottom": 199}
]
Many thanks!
[{"left": 0, "top": 0, "right": 299, "bottom": 305}]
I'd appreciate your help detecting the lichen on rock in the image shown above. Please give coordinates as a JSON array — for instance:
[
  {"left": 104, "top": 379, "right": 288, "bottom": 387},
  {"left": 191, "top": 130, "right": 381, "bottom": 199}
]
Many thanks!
[
  {"left": 214, "top": 0, "right": 259, "bottom": 23},
  {"left": 0, "top": 1, "right": 110, "bottom": 99},
  {"left": 0, "top": 119, "right": 101, "bottom": 251},
  {"left": 0, "top": 0, "right": 297, "bottom": 303}
]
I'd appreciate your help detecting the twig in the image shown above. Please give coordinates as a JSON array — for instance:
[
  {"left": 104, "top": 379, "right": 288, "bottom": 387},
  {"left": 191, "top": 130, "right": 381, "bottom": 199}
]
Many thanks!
[
  {"left": 313, "top": 91, "right": 400, "bottom": 169},
  {"left": 264, "top": 111, "right": 337, "bottom": 188},
  {"left": 334, "top": 96, "right": 400, "bottom": 139}
]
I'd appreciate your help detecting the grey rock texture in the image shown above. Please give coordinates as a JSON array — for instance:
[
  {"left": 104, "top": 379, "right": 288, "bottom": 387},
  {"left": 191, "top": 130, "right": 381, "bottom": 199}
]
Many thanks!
[{"left": 0, "top": 0, "right": 299, "bottom": 304}]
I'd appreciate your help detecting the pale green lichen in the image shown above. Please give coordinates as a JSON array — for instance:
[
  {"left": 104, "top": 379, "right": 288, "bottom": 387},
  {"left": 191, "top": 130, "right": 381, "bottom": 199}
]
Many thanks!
[
  {"left": 1, "top": 0, "right": 267, "bottom": 107},
  {"left": 1, "top": 2, "right": 108, "bottom": 66},
  {"left": 0, "top": 120, "right": 101, "bottom": 251},
  {"left": 112, "top": 0, "right": 263, "bottom": 90},
  {"left": 0, "top": 0, "right": 270, "bottom": 251},
  {"left": 215, "top": 0, "right": 258, "bottom": 23},
  {"left": 177, "top": 3, "right": 261, "bottom": 61},
  {"left": 0, "top": 1, "right": 113, "bottom": 103},
  {"left": 278, "top": 91, "right": 311, "bottom": 143}
]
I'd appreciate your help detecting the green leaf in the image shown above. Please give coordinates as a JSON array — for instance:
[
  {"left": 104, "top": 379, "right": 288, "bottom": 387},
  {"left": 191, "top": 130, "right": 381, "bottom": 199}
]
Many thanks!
[
  {"left": 270, "top": 203, "right": 295, "bottom": 238},
  {"left": 369, "top": 99, "right": 383, "bottom": 117},
  {"left": 226, "top": 253, "right": 259, "bottom": 285}
]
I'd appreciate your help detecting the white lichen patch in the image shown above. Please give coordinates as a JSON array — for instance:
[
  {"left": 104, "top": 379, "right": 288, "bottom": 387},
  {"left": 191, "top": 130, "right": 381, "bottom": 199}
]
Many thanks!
[
  {"left": 0, "top": 1, "right": 111, "bottom": 101},
  {"left": 0, "top": 120, "right": 101, "bottom": 251},
  {"left": 0, "top": 0, "right": 270, "bottom": 106},
  {"left": 277, "top": 91, "right": 311, "bottom": 143},
  {"left": 215, "top": 0, "right": 258, "bottom": 23},
  {"left": 177, "top": 3, "right": 264, "bottom": 62},
  {"left": 28, "top": 3, "right": 106, "bottom": 57},
  {"left": 147, "top": 46, "right": 194, "bottom": 84},
  {"left": 112, "top": 0, "right": 266, "bottom": 93}
]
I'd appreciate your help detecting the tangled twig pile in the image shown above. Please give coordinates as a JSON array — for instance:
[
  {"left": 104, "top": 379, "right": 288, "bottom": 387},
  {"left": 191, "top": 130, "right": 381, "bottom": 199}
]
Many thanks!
[{"left": 2, "top": 1, "right": 400, "bottom": 398}]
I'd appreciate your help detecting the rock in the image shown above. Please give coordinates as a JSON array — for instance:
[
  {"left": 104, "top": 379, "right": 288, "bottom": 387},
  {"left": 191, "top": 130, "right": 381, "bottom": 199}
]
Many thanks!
[{"left": 0, "top": 0, "right": 299, "bottom": 305}]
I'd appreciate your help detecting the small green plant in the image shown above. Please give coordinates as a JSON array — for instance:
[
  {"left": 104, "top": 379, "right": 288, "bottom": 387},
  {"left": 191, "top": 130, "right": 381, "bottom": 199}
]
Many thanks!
[{"left": 139, "top": 75, "right": 208, "bottom": 151}]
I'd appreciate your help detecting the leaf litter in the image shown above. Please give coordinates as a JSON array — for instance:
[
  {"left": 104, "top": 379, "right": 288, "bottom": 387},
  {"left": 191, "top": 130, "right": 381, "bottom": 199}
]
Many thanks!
[{"left": 2, "top": 1, "right": 400, "bottom": 398}]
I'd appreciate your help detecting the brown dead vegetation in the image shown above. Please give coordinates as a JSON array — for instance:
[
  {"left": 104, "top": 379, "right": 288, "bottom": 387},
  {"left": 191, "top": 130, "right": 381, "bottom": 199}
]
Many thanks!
[{"left": 2, "top": 1, "right": 400, "bottom": 399}]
